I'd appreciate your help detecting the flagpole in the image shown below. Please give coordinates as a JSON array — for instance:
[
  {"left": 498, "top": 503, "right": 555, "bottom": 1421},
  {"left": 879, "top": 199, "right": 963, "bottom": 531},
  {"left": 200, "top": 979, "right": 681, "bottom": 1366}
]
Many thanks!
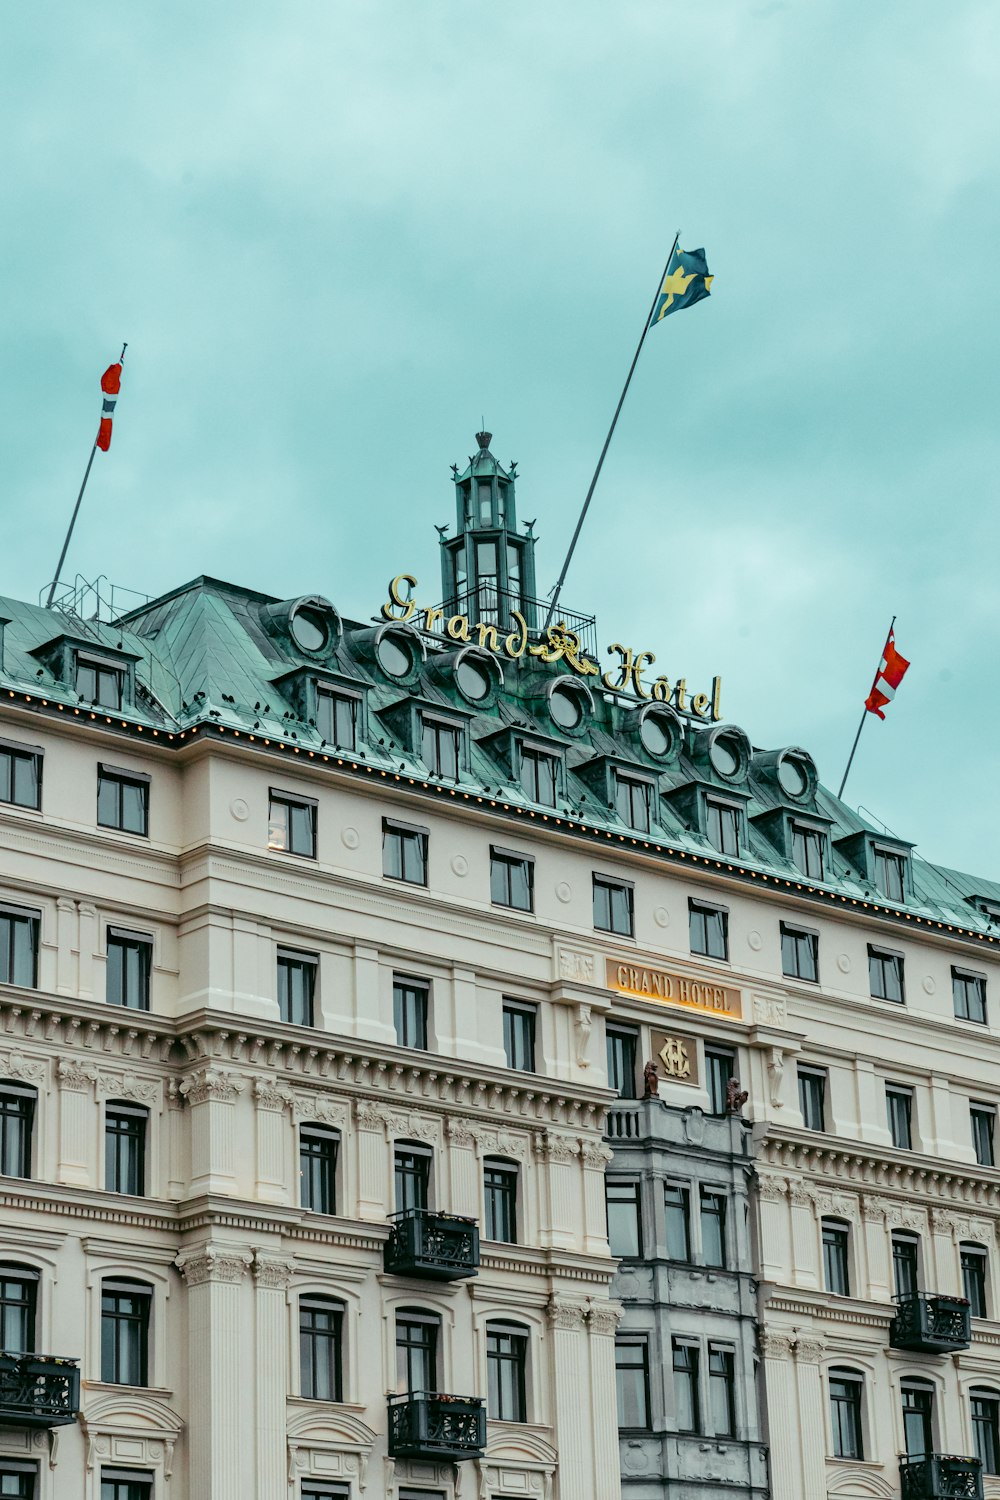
[
  {"left": 837, "top": 614, "right": 895, "bottom": 800},
  {"left": 543, "top": 231, "right": 681, "bottom": 632},
  {"left": 44, "top": 343, "right": 127, "bottom": 611}
]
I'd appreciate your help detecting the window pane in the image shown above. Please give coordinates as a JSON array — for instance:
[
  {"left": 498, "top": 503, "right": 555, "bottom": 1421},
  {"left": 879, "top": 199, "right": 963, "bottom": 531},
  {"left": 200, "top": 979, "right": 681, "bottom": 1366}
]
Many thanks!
[
  {"left": 487, "top": 1326, "right": 527, "bottom": 1422},
  {"left": 973, "top": 1393, "right": 1000, "bottom": 1474},
  {"left": 107, "top": 934, "right": 151, "bottom": 1010},
  {"left": 830, "top": 1373, "right": 863, "bottom": 1459},
  {"left": 0, "top": 914, "right": 38, "bottom": 989},
  {"left": 607, "top": 1029, "right": 637, "bottom": 1098},
  {"left": 705, "top": 1050, "right": 734, "bottom": 1115},
  {"left": 869, "top": 947, "right": 904, "bottom": 1003},
  {"left": 887, "top": 1088, "right": 913, "bottom": 1150},
  {"left": 300, "top": 1128, "right": 338, "bottom": 1213},
  {"left": 700, "top": 1190, "right": 726, "bottom": 1268},
  {"left": 690, "top": 903, "right": 728, "bottom": 960},
  {"left": 484, "top": 1163, "right": 517, "bottom": 1243},
  {"left": 393, "top": 980, "right": 428, "bottom": 1049},
  {"left": 0, "top": 1087, "right": 34, "bottom": 1177},
  {"left": 709, "top": 1347, "right": 735, "bottom": 1437},
  {"left": 962, "top": 1247, "right": 988, "bottom": 1318},
  {"left": 120, "top": 781, "right": 147, "bottom": 835},
  {"left": 300, "top": 1298, "right": 343, "bottom": 1401},
  {"left": 394, "top": 1147, "right": 430, "bottom": 1213},
  {"left": 798, "top": 1070, "right": 826, "bottom": 1131},
  {"left": 972, "top": 1107, "right": 996, "bottom": 1167},
  {"left": 616, "top": 1341, "right": 650, "bottom": 1429},
  {"left": 673, "top": 1342, "right": 700, "bottom": 1432},
  {"left": 665, "top": 1184, "right": 691, "bottom": 1261},
  {"left": 278, "top": 953, "right": 316, "bottom": 1027},
  {"left": 106, "top": 1108, "right": 146, "bottom": 1196},
  {"left": 607, "top": 1182, "right": 642, "bottom": 1257},
  {"left": 503, "top": 1004, "right": 535, "bottom": 1072},
  {"left": 318, "top": 691, "right": 357, "bottom": 750},
  {"left": 0, "top": 1272, "right": 36, "bottom": 1352}
]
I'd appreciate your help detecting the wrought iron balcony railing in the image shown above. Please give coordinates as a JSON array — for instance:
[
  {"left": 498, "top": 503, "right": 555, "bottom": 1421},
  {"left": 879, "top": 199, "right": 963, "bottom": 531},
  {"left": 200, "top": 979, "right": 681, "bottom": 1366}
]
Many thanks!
[
  {"left": 0, "top": 1352, "right": 81, "bottom": 1428},
  {"left": 899, "top": 1453, "right": 983, "bottom": 1499},
  {"left": 384, "top": 1208, "right": 480, "bottom": 1281},
  {"left": 387, "top": 1391, "right": 486, "bottom": 1461},
  {"left": 890, "top": 1292, "right": 972, "bottom": 1353},
  {"left": 432, "top": 585, "right": 598, "bottom": 661}
]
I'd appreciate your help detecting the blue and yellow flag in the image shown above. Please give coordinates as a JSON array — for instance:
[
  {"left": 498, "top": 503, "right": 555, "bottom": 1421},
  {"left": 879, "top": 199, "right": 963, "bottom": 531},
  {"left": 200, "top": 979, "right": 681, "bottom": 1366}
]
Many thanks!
[{"left": 650, "top": 245, "right": 713, "bottom": 326}]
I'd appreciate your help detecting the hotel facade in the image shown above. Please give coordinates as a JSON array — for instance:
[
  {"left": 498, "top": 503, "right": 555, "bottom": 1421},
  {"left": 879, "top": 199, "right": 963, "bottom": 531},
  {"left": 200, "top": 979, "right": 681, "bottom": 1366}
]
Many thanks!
[{"left": 0, "top": 432, "right": 998, "bottom": 1500}]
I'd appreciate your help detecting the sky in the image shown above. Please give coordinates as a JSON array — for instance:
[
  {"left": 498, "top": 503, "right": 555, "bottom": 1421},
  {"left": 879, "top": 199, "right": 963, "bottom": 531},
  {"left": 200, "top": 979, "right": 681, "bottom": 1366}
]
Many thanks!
[{"left": 2, "top": 2, "right": 998, "bottom": 877}]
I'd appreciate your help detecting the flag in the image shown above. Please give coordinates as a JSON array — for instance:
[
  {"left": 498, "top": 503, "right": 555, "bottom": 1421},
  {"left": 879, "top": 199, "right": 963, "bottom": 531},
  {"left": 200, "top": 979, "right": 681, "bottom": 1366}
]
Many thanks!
[
  {"left": 865, "top": 628, "right": 910, "bottom": 719},
  {"left": 650, "top": 244, "right": 713, "bottom": 325},
  {"left": 96, "top": 361, "right": 123, "bottom": 452}
]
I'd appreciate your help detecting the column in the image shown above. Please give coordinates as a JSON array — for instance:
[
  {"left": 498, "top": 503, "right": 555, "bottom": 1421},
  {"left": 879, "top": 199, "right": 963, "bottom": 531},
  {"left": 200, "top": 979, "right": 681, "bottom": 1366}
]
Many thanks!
[
  {"left": 177, "top": 1247, "right": 254, "bottom": 1500},
  {"left": 586, "top": 1302, "right": 623, "bottom": 1500},
  {"left": 447, "top": 1119, "right": 482, "bottom": 1218},
  {"left": 540, "top": 1134, "right": 580, "bottom": 1251},
  {"left": 253, "top": 1078, "right": 293, "bottom": 1203},
  {"left": 253, "top": 1253, "right": 294, "bottom": 1498},
  {"left": 56, "top": 1059, "right": 97, "bottom": 1185},
  {"left": 756, "top": 1178, "right": 791, "bottom": 1281},
  {"left": 861, "top": 1196, "right": 891, "bottom": 1300},
  {"left": 792, "top": 1336, "right": 829, "bottom": 1499},
  {"left": 179, "top": 1068, "right": 246, "bottom": 1195},
  {"left": 580, "top": 1140, "right": 613, "bottom": 1256},
  {"left": 548, "top": 1298, "right": 590, "bottom": 1499},
  {"left": 788, "top": 1180, "right": 819, "bottom": 1289},
  {"left": 355, "top": 1099, "right": 391, "bottom": 1220},
  {"left": 761, "top": 1332, "right": 800, "bottom": 1500}
]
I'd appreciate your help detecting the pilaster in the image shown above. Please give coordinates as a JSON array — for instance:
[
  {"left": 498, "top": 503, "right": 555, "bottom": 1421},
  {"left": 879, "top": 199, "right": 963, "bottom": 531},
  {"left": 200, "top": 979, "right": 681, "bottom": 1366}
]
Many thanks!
[
  {"left": 179, "top": 1068, "right": 246, "bottom": 1194},
  {"left": 176, "top": 1245, "right": 254, "bottom": 1500},
  {"left": 252, "top": 1252, "right": 294, "bottom": 1498},
  {"left": 56, "top": 1057, "right": 97, "bottom": 1185}
]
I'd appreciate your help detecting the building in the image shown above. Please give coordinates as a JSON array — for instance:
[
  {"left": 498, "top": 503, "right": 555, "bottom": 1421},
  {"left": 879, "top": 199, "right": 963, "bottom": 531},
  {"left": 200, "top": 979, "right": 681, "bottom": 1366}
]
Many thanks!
[{"left": 2, "top": 428, "right": 1000, "bottom": 1500}]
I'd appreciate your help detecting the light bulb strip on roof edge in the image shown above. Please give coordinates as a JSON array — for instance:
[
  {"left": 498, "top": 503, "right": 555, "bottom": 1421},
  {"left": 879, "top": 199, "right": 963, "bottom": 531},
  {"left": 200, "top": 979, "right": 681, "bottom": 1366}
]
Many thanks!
[{"left": 1, "top": 686, "right": 996, "bottom": 949}]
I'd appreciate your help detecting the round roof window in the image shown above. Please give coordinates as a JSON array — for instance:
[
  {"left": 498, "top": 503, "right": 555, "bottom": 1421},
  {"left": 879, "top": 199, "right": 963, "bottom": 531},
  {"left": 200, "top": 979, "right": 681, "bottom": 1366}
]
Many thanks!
[
  {"left": 710, "top": 733, "right": 743, "bottom": 778},
  {"left": 639, "top": 709, "right": 680, "bottom": 759},
  {"left": 778, "top": 754, "right": 810, "bottom": 797},
  {"left": 456, "top": 657, "right": 490, "bottom": 702},
  {"left": 377, "top": 633, "right": 413, "bottom": 679},
  {"left": 550, "top": 684, "right": 582, "bottom": 730},
  {"left": 290, "top": 606, "right": 329, "bottom": 654}
]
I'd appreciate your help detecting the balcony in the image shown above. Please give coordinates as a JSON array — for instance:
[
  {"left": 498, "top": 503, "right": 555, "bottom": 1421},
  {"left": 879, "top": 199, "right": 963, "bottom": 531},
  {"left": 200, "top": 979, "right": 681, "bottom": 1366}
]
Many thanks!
[
  {"left": 387, "top": 1392, "right": 486, "bottom": 1461},
  {"left": 384, "top": 1209, "right": 480, "bottom": 1281},
  {"left": 899, "top": 1454, "right": 983, "bottom": 1499},
  {"left": 890, "top": 1293, "right": 972, "bottom": 1353},
  {"left": 0, "top": 1353, "right": 81, "bottom": 1428}
]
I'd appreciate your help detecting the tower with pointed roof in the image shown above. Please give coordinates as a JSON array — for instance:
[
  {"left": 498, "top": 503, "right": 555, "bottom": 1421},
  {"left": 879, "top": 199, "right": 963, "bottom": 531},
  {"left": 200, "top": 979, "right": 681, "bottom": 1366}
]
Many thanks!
[{"left": 439, "top": 430, "right": 538, "bottom": 633}]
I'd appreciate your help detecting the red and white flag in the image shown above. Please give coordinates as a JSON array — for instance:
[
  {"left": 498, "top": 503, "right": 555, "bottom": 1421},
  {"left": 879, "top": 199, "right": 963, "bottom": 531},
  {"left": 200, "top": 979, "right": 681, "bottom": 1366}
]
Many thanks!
[
  {"left": 96, "top": 361, "right": 123, "bottom": 451},
  {"left": 865, "top": 627, "right": 910, "bottom": 720}
]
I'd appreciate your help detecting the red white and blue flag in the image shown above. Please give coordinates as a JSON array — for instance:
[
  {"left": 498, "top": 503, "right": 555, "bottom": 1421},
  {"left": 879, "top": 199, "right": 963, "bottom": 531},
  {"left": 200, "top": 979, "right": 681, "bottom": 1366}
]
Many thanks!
[
  {"left": 865, "top": 627, "right": 910, "bottom": 720},
  {"left": 96, "top": 361, "right": 123, "bottom": 451}
]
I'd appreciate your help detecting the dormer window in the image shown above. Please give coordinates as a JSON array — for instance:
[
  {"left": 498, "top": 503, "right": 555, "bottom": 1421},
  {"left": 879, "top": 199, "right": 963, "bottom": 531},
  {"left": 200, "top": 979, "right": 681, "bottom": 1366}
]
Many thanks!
[
  {"left": 77, "top": 654, "right": 124, "bottom": 709},
  {"left": 706, "top": 799, "right": 740, "bottom": 856},
  {"left": 873, "top": 846, "right": 907, "bottom": 903},
  {"left": 615, "top": 772, "right": 653, "bottom": 834},
  {"left": 792, "top": 822, "right": 826, "bottom": 879},
  {"left": 519, "top": 744, "right": 558, "bottom": 808},
  {"left": 317, "top": 688, "right": 358, "bottom": 751},
  {"left": 421, "top": 716, "right": 461, "bottom": 780}
]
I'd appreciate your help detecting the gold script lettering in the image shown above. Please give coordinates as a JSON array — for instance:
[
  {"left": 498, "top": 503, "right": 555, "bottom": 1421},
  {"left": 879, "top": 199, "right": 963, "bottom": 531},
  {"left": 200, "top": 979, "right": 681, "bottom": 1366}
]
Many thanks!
[{"left": 382, "top": 574, "right": 418, "bottom": 623}]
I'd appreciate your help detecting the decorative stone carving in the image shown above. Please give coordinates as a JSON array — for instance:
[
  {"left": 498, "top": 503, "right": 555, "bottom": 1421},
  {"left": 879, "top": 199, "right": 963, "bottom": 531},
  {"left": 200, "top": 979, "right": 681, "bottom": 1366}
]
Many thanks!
[
  {"left": 57, "top": 1059, "right": 98, "bottom": 1092},
  {"left": 547, "top": 1298, "right": 586, "bottom": 1331},
  {"left": 1, "top": 1051, "right": 47, "bottom": 1086},
  {"left": 96, "top": 1072, "right": 160, "bottom": 1106},
  {"left": 642, "top": 1059, "right": 660, "bottom": 1098},
  {"left": 447, "top": 1117, "right": 478, "bottom": 1147},
  {"left": 787, "top": 1180, "right": 816, "bottom": 1208},
  {"left": 883, "top": 1202, "right": 925, "bottom": 1232},
  {"left": 179, "top": 1069, "right": 245, "bottom": 1107},
  {"left": 757, "top": 1175, "right": 788, "bottom": 1202},
  {"left": 574, "top": 1002, "right": 593, "bottom": 1068},
  {"left": 252, "top": 1253, "right": 294, "bottom": 1289},
  {"left": 815, "top": 1190, "right": 858, "bottom": 1219},
  {"left": 726, "top": 1078, "right": 749, "bottom": 1115},
  {"left": 559, "top": 949, "right": 594, "bottom": 984},
  {"left": 794, "top": 1336, "right": 824, "bottom": 1363},
  {"left": 254, "top": 1078, "right": 294, "bottom": 1113},
  {"left": 175, "top": 1247, "right": 253, "bottom": 1285},
  {"left": 354, "top": 1100, "right": 392, "bottom": 1133},
  {"left": 293, "top": 1093, "right": 345, "bottom": 1128},
  {"left": 752, "top": 994, "right": 786, "bottom": 1026},
  {"left": 760, "top": 1331, "right": 794, "bottom": 1359},
  {"left": 580, "top": 1140, "right": 614, "bottom": 1169},
  {"left": 540, "top": 1133, "right": 580, "bottom": 1164},
  {"left": 683, "top": 1110, "right": 705, "bottom": 1146},
  {"left": 586, "top": 1300, "right": 622, "bottom": 1335},
  {"left": 767, "top": 1048, "right": 784, "bottom": 1106},
  {"left": 862, "top": 1195, "right": 888, "bottom": 1224}
]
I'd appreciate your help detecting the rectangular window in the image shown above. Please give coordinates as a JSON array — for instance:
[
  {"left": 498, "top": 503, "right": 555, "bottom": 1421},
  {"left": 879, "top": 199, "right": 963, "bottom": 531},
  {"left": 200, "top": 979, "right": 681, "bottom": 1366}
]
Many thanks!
[
  {"left": 704, "top": 1047, "right": 735, "bottom": 1115},
  {"left": 100, "top": 1473, "right": 153, "bottom": 1500},
  {"left": 487, "top": 1323, "right": 527, "bottom": 1422},
  {"left": 383, "top": 819, "right": 428, "bottom": 886},
  {"left": 606, "top": 1180, "right": 642, "bottom": 1258},
  {"left": 106, "top": 929, "right": 152, "bottom": 1011},
  {"left": 708, "top": 1346, "right": 736, "bottom": 1437},
  {"left": 101, "top": 1281, "right": 150, "bottom": 1386},
  {"left": 299, "top": 1126, "right": 338, "bottom": 1214},
  {"left": 830, "top": 1372, "right": 864, "bottom": 1460},
  {"left": 278, "top": 949, "right": 317, "bottom": 1027},
  {"left": 303, "top": 1487, "right": 350, "bottom": 1500},
  {"left": 962, "top": 1245, "right": 988, "bottom": 1318},
  {"left": 503, "top": 1001, "right": 536, "bottom": 1072},
  {"left": 395, "top": 1313, "right": 437, "bottom": 1393},
  {"left": 798, "top": 1067, "right": 827, "bottom": 1131},
  {"left": 615, "top": 774, "right": 652, "bottom": 833},
  {"left": 615, "top": 1338, "right": 651, "bottom": 1429},
  {"left": 791, "top": 823, "right": 825, "bottom": 879},
  {"left": 874, "top": 847, "right": 906, "bottom": 902},
  {"left": 421, "top": 718, "right": 461, "bottom": 780},
  {"left": 0, "top": 1464, "right": 36, "bottom": 1500},
  {"left": 973, "top": 1392, "right": 1000, "bottom": 1476},
  {"left": 97, "top": 765, "right": 149, "bottom": 837},
  {"left": 689, "top": 899, "right": 728, "bottom": 961},
  {"left": 0, "top": 906, "right": 39, "bottom": 989},
  {"left": 607, "top": 1026, "right": 638, "bottom": 1099},
  {"left": 299, "top": 1297, "right": 343, "bottom": 1401},
  {"left": 491, "top": 848, "right": 534, "bottom": 913},
  {"left": 0, "top": 1268, "right": 37, "bottom": 1352},
  {"left": 317, "top": 688, "right": 357, "bottom": 751},
  {"left": 954, "top": 967, "right": 987, "bottom": 1024},
  {"left": 781, "top": 923, "right": 818, "bottom": 983},
  {"left": 393, "top": 977, "right": 429, "bottom": 1050},
  {"left": 105, "top": 1105, "right": 147, "bottom": 1196},
  {"left": 268, "top": 790, "right": 317, "bottom": 858},
  {"left": 672, "top": 1341, "right": 700, "bottom": 1432},
  {"left": 77, "top": 656, "right": 123, "bottom": 709},
  {"left": 593, "top": 874, "right": 634, "bottom": 937},
  {"left": 892, "top": 1233, "right": 919, "bottom": 1298},
  {"left": 706, "top": 800, "right": 740, "bottom": 856},
  {"left": 484, "top": 1160, "right": 518, "bottom": 1243},
  {"left": 664, "top": 1182, "right": 691, "bottom": 1261},
  {"left": 972, "top": 1105, "right": 996, "bottom": 1167},
  {"left": 0, "top": 1083, "right": 34, "bottom": 1178},
  {"left": 519, "top": 746, "right": 558, "bottom": 808},
  {"left": 869, "top": 945, "right": 904, "bottom": 1003},
  {"left": 823, "top": 1220, "right": 851, "bottom": 1295},
  {"left": 700, "top": 1188, "right": 727, "bottom": 1269},
  {"left": 394, "top": 1144, "right": 431, "bottom": 1214},
  {"left": 0, "top": 741, "right": 41, "bottom": 811},
  {"left": 886, "top": 1085, "right": 914, "bottom": 1150}
]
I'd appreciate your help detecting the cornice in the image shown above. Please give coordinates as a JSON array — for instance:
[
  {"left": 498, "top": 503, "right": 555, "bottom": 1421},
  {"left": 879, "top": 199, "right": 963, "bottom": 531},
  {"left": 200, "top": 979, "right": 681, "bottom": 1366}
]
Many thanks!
[{"left": 757, "top": 1125, "right": 1000, "bottom": 1210}]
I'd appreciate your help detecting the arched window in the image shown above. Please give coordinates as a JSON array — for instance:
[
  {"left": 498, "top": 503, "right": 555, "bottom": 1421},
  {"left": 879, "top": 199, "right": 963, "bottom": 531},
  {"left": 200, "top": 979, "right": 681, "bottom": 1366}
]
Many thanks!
[
  {"left": 0, "top": 1081, "right": 36, "bottom": 1179},
  {"left": 971, "top": 1386, "right": 1000, "bottom": 1475},
  {"left": 104, "top": 1102, "right": 148, "bottom": 1197},
  {"left": 822, "top": 1219, "right": 850, "bottom": 1296},
  {"left": 891, "top": 1230, "right": 920, "bottom": 1299},
  {"left": 483, "top": 1158, "right": 518, "bottom": 1244},
  {"left": 299, "top": 1294, "right": 344, "bottom": 1402},
  {"left": 299, "top": 1125, "right": 339, "bottom": 1215},
  {"left": 961, "top": 1242, "right": 989, "bottom": 1318},
  {"left": 829, "top": 1367, "right": 864, "bottom": 1459},
  {"left": 486, "top": 1320, "right": 528, "bottom": 1422},
  {"left": 101, "top": 1278, "right": 152, "bottom": 1387},
  {"left": 394, "top": 1142, "right": 432, "bottom": 1215},
  {"left": 395, "top": 1308, "right": 440, "bottom": 1395},
  {"left": 0, "top": 1263, "right": 39, "bottom": 1354}
]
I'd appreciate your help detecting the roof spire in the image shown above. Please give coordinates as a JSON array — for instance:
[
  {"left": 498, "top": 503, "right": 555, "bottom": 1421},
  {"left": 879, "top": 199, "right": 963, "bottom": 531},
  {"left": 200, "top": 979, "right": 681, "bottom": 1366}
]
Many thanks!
[{"left": 475, "top": 428, "right": 492, "bottom": 452}]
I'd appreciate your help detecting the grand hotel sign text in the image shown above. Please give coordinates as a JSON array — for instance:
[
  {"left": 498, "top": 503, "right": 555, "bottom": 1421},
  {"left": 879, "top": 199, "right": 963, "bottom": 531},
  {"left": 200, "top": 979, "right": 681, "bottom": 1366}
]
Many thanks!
[
  {"left": 607, "top": 959, "right": 741, "bottom": 1019},
  {"left": 382, "top": 575, "right": 722, "bottom": 718}
]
